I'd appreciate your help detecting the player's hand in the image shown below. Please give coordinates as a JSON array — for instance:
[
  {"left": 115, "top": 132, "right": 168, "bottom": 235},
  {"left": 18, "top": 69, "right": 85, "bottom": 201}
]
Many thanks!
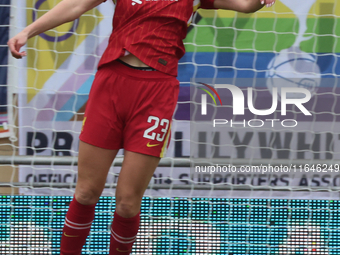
[
  {"left": 261, "top": 0, "right": 275, "bottom": 7},
  {"left": 7, "top": 31, "right": 28, "bottom": 59}
]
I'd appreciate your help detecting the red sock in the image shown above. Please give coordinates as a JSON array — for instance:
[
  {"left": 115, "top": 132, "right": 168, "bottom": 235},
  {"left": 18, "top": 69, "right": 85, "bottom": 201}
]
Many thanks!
[
  {"left": 60, "top": 197, "right": 96, "bottom": 255},
  {"left": 109, "top": 211, "right": 140, "bottom": 255}
]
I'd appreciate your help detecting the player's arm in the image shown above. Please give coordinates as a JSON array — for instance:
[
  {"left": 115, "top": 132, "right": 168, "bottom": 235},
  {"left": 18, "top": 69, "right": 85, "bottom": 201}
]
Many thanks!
[
  {"left": 8, "top": 0, "right": 106, "bottom": 59},
  {"left": 214, "top": 0, "right": 275, "bottom": 13}
]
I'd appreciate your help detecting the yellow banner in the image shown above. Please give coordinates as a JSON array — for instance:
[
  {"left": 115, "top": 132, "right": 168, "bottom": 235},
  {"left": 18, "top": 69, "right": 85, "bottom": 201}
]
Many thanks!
[{"left": 26, "top": 0, "right": 104, "bottom": 102}]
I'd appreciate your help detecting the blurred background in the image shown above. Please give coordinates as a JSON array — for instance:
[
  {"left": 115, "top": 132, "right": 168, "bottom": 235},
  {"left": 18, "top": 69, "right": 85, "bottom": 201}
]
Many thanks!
[{"left": 0, "top": 0, "right": 340, "bottom": 254}]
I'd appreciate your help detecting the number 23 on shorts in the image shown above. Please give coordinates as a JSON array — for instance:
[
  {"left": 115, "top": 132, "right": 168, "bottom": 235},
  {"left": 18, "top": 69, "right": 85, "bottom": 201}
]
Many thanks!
[{"left": 143, "top": 116, "right": 170, "bottom": 148}]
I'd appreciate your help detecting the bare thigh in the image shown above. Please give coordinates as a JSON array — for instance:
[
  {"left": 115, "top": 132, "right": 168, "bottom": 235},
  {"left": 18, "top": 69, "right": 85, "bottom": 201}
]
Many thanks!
[{"left": 75, "top": 141, "right": 119, "bottom": 205}]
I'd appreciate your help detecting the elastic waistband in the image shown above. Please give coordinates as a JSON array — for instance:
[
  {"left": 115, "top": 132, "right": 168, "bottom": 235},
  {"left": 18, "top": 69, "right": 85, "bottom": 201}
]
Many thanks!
[
  {"left": 102, "top": 60, "right": 177, "bottom": 80},
  {"left": 116, "top": 59, "right": 156, "bottom": 71}
]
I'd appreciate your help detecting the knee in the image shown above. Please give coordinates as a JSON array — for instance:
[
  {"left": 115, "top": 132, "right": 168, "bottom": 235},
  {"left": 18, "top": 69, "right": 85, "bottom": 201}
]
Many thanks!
[
  {"left": 115, "top": 194, "right": 141, "bottom": 218},
  {"left": 75, "top": 185, "right": 101, "bottom": 205}
]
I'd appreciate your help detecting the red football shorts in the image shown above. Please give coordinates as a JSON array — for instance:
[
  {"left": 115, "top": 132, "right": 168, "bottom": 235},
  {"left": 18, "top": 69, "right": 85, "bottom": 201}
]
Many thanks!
[{"left": 79, "top": 60, "right": 180, "bottom": 158}]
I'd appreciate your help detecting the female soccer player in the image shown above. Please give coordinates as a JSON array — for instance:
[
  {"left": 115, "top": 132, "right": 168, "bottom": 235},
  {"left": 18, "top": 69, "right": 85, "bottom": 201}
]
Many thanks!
[{"left": 8, "top": 0, "right": 275, "bottom": 254}]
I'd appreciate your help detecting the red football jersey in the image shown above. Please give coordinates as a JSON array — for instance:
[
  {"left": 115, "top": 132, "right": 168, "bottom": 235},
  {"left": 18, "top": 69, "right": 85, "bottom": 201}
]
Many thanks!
[{"left": 98, "top": 0, "right": 215, "bottom": 76}]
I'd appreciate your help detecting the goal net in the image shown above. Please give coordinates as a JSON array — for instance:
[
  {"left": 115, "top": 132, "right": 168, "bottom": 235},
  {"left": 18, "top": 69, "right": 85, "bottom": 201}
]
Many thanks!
[{"left": 1, "top": 0, "right": 340, "bottom": 254}]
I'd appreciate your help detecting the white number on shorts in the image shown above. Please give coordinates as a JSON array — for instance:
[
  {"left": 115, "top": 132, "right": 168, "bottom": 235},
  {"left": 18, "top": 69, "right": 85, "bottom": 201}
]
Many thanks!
[
  {"left": 143, "top": 116, "right": 159, "bottom": 140},
  {"left": 156, "top": 119, "right": 169, "bottom": 142},
  {"left": 143, "top": 116, "right": 170, "bottom": 142}
]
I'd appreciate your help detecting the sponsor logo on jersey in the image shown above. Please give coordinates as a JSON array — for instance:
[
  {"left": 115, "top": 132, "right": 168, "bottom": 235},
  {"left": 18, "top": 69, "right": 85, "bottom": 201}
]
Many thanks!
[
  {"left": 132, "top": 0, "right": 142, "bottom": 5},
  {"left": 147, "top": 142, "right": 160, "bottom": 147}
]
